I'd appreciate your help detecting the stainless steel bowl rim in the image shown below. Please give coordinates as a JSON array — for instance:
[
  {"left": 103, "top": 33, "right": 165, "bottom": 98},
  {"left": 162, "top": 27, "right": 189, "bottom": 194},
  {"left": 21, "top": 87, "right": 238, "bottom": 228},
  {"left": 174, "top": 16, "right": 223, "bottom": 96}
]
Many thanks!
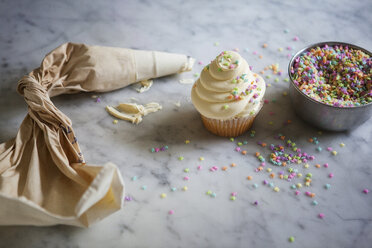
[{"left": 288, "top": 41, "right": 372, "bottom": 110}]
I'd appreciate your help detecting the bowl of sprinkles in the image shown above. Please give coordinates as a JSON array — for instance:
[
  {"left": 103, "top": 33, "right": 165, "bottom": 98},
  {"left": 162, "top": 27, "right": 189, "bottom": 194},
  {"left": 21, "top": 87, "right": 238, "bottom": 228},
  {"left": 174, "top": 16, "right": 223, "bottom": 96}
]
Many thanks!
[{"left": 288, "top": 41, "right": 372, "bottom": 131}]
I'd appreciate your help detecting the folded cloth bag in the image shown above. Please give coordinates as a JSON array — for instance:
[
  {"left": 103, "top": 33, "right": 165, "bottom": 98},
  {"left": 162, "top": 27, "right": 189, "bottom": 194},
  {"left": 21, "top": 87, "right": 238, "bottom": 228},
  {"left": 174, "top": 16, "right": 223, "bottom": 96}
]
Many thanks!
[{"left": 0, "top": 42, "right": 194, "bottom": 227}]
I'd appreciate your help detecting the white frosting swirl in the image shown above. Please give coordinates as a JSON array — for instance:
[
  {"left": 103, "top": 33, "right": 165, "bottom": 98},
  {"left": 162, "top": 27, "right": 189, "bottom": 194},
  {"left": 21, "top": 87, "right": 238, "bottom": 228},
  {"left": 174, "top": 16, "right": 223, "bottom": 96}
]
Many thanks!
[{"left": 191, "top": 51, "right": 266, "bottom": 119}]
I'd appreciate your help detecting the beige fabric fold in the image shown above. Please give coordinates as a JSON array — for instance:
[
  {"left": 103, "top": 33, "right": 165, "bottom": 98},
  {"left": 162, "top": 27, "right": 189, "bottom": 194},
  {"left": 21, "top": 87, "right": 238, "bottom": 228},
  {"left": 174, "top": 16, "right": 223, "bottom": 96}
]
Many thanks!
[{"left": 0, "top": 42, "right": 193, "bottom": 227}]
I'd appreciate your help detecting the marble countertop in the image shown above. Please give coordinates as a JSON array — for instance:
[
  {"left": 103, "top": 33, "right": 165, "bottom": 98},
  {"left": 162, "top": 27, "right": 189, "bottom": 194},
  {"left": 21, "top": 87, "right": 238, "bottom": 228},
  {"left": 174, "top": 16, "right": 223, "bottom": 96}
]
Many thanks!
[{"left": 0, "top": 0, "right": 371, "bottom": 247}]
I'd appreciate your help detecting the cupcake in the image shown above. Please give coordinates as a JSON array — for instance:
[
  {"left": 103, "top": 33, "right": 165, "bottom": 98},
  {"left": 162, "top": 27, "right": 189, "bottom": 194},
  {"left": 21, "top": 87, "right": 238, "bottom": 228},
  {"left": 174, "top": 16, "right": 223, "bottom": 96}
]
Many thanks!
[{"left": 191, "top": 51, "right": 266, "bottom": 137}]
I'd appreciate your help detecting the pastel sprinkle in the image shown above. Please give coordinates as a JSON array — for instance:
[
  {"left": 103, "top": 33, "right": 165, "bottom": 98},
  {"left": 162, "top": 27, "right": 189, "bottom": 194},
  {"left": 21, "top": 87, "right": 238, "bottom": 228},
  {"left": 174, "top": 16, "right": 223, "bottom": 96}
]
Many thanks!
[
  {"left": 185, "top": 140, "right": 190, "bottom": 144},
  {"left": 291, "top": 44, "right": 372, "bottom": 107},
  {"left": 168, "top": 210, "right": 174, "bottom": 215},
  {"left": 288, "top": 236, "right": 295, "bottom": 243},
  {"left": 329, "top": 173, "right": 334, "bottom": 178},
  {"left": 184, "top": 168, "right": 189, "bottom": 173},
  {"left": 182, "top": 186, "right": 188, "bottom": 191},
  {"left": 214, "top": 42, "right": 220, "bottom": 46},
  {"left": 312, "top": 200, "right": 318, "bottom": 206},
  {"left": 340, "top": 143, "right": 345, "bottom": 147},
  {"left": 318, "top": 213, "right": 325, "bottom": 219},
  {"left": 183, "top": 176, "right": 190, "bottom": 181},
  {"left": 332, "top": 151, "right": 338, "bottom": 156},
  {"left": 325, "top": 184, "right": 331, "bottom": 189},
  {"left": 131, "top": 176, "right": 137, "bottom": 181},
  {"left": 160, "top": 193, "right": 167, "bottom": 198},
  {"left": 178, "top": 156, "right": 184, "bottom": 161},
  {"left": 363, "top": 189, "right": 369, "bottom": 194},
  {"left": 171, "top": 187, "right": 177, "bottom": 192},
  {"left": 273, "top": 187, "right": 280, "bottom": 192},
  {"left": 113, "top": 119, "right": 118, "bottom": 124},
  {"left": 230, "top": 196, "right": 236, "bottom": 201},
  {"left": 199, "top": 157, "right": 204, "bottom": 161},
  {"left": 141, "top": 185, "right": 147, "bottom": 190},
  {"left": 211, "top": 192, "right": 217, "bottom": 198}
]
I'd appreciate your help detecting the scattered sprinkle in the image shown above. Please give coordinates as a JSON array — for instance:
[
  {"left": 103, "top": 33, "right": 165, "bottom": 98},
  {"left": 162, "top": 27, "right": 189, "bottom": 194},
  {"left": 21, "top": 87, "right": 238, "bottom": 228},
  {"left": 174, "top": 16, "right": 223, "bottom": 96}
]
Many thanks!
[
  {"left": 168, "top": 210, "right": 174, "bottom": 215},
  {"left": 160, "top": 193, "right": 167, "bottom": 199},
  {"left": 288, "top": 236, "right": 295, "bottom": 243}
]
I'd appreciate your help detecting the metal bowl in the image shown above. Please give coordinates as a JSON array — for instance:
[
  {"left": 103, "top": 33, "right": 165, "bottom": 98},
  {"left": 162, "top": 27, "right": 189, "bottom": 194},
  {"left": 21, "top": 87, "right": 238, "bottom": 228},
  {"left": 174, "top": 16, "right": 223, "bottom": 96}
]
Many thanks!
[{"left": 288, "top": 41, "right": 372, "bottom": 131}]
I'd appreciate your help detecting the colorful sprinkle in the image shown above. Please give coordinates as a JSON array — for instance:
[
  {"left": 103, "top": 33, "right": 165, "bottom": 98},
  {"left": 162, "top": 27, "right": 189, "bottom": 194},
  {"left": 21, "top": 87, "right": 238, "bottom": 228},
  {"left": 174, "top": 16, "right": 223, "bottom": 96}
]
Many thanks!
[{"left": 291, "top": 44, "right": 372, "bottom": 107}]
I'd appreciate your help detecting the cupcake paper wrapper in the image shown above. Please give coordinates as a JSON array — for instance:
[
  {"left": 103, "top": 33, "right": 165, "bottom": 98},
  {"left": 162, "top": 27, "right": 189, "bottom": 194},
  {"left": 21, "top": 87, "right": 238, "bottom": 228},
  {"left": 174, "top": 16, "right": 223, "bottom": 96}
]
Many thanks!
[{"left": 200, "top": 101, "right": 263, "bottom": 137}]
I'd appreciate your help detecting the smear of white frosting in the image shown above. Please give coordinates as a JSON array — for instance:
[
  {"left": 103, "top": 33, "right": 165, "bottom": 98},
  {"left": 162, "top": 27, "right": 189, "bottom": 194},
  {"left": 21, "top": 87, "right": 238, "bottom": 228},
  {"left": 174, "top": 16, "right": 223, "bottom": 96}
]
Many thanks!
[{"left": 106, "top": 102, "right": 162, "bottom": 124}]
